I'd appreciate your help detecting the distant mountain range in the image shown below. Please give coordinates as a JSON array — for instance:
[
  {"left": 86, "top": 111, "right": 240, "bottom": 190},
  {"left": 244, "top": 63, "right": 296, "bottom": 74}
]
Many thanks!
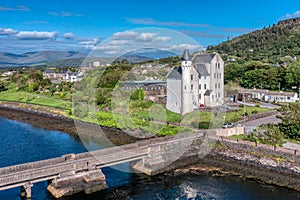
[
  {"left": 0, "top": 51, "right": 87, "bottom": 67},
  {"left": 0, "top": 48, "right": 177, "bottom": 67},
  {"left": 208, "top": 17, "right": 300, "bottom": 60}
]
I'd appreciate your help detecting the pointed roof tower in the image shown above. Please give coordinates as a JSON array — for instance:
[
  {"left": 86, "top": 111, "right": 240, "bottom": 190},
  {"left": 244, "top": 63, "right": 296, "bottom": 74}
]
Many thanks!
[{"left": 181, "top": 48, "right": 191, "bottom": 61}]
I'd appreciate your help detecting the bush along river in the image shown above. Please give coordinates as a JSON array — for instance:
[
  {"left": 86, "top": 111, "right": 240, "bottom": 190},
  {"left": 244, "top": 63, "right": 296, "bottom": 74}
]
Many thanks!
[{"left": 0, "top": 117, "right": 300, "bottom": 200}]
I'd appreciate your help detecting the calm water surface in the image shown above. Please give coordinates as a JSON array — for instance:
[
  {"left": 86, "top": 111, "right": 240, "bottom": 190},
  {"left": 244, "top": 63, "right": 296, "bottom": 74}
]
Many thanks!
[{"left": 0, "top": 117, "right": 299, "bottom": 200}]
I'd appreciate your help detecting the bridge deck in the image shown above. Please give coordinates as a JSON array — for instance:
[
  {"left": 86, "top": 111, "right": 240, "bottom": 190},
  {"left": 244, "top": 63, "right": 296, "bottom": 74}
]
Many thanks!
[{"left": 0, "top": 132, "right": 204, "bottom": 191}]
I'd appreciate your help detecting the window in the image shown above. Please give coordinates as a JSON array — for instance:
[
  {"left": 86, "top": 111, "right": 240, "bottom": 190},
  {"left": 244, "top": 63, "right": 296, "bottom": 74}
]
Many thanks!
[
  {"left": 204, "top": 84, "right": 207, "bottom": 89},
  {"left": 199, "top": 94, "right": 201, "bottom": 99},
  {"left": 191, "top": 74, "right": 193, "bottom": 80},
  {"left": 217, "top": 73, "right": 218, "bottom": 79},
  {"left": 218, "top": 63, "right": 220, "bottom": 69},
  {"left": 218, "top": 93, "right": 220, "bottom": 98},
  {"left": 184, "top": 85, "right": 186, "bottom": 90},
  {"left": 204, "top": 76, "right": 206, "bottom": 80},
  {"left": 212, "top": 95, "right": 214, "bottom": 101},
  {"left": 219, "top": 73, "right": 221, "bottom": 79},
  {"left": 287, "top": 97, "right": 291, "bottom": 100},
  {"left": 191, "top": 84, "right": 193, "bottom": 90},
  {"left": 199, "top": 84, "right": 201, "bottom": 89},
  {"left": 218, "top": 83, "right": 220, "bottom": 89},
  {"left": 215, "top": 83, "right": 217, "bottom": 89},
  {"left": 214, "top": 73, "right": 216, "bottom": 79}
]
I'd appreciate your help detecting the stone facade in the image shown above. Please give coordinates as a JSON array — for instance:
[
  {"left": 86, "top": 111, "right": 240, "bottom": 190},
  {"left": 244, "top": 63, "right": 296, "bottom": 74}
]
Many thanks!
[{"left": 166, "top": 49, "right": 224, "bottom": 115}]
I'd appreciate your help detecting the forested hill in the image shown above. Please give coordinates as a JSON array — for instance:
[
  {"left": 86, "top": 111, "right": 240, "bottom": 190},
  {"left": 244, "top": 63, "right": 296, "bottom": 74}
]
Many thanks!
[{"left": 208, "top": 17, "right": 300, "bottom": 60}]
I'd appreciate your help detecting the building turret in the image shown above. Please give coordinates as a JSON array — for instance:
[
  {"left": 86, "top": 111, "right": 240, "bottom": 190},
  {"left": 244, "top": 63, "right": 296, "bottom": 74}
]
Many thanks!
[{"left": 181, "top": 49, "right": 194, "bottom": 115}]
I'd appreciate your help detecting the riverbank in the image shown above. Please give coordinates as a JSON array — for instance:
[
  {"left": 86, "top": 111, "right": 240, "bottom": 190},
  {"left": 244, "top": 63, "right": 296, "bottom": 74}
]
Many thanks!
[
  {"left": 171, "top": 139, "right": 300, "bottom": 191},
  {"left": 0, "top": 102, "right": 299, "bottom": 192},
  {"left": 0, "top": 102, "right": 142, "bottom": 145}
]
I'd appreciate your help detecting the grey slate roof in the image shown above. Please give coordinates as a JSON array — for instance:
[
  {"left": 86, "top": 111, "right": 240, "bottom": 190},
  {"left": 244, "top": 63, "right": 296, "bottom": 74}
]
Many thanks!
[
  {"left": 196, "top": 64, "right": 209, "bottom": 76},
  {"left": 44, "top": 70, "right": 55, "bottom": 73},
  {"left": 167, "top": 67, "right": 182, "bottom": 79},
  {"left": 193, "top": 53, "right": 215, "bottom": 63},
  {"left": 181, "top": 49, "right": 191, "bottom": 61},
  {"left": 204, "top": 90, "right": 213, "bottom": 96}
]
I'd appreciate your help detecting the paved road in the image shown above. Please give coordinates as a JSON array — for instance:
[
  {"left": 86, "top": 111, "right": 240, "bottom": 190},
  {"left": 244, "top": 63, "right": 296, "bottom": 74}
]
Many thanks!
[
  {"left": 283, "top": 142, "right": 300, "bottom": 150},
  {"left": 241, "top": 114, "right": 282, "bottom": 134},
  {"left": 237, "top": 101, "right": 280, "bottom": 109}
]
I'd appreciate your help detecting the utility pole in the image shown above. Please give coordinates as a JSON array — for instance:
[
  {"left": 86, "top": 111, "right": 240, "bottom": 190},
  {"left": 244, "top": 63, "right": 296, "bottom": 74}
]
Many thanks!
[{"left": 243, "top": 93, "right": 246, "bottom": 123}]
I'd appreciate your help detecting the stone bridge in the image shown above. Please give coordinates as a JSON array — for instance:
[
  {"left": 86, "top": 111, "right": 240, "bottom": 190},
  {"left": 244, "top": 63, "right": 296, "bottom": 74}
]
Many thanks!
[{"left": 0, "top": 132, "right": 208, "bottom": 199}]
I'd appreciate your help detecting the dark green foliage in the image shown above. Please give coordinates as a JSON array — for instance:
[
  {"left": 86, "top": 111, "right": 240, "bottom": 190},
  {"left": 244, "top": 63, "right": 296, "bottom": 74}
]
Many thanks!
[
  {"left": 278, "top": 103, "right": 300, "bottom": 139},
  {"left": 130, "top": 89, "right": 145, "bottom": 100},
  {"left": 93, "top": 63, "right": 133, "bottom": 107},
  {"left": 285, "top": 61, "right": 300, "bottom": 88},
  {"left": 0, "top": 80, "right": 7, "bottom": 92},
  {"left": 208, "top": 18, "right": 300, "bottom": 60},
  {"left": 248, "top": 123, "right": 285, "bottom": 146}
]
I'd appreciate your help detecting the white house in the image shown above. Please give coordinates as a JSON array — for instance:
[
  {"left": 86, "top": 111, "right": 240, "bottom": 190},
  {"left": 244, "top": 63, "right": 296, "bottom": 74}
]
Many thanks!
[
  {"left": 238, "top": 88, "right": 298, "bottom": 103},
  {"left": 264, "top": 91, "right": 298, "bottom": 103},
  {"left": 166, "top": 49, "right": 224, "bottom": 115}
]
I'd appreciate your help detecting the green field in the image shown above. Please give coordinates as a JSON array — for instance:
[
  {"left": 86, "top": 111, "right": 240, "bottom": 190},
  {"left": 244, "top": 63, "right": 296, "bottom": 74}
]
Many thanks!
[{"left": 0, "top": 91, "right": 72, "bottom": 110}]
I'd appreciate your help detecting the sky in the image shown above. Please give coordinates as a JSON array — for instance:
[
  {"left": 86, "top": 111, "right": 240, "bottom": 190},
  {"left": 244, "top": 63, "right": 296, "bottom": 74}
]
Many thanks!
[{"left": 0, "top": 0, "right": 299, "bottom": 55}]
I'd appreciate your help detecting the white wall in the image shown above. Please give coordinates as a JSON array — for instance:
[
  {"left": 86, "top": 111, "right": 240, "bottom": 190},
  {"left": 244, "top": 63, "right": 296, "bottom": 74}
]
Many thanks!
[{"left": 166, "top": 79, "right": 182, "bottom": 114}]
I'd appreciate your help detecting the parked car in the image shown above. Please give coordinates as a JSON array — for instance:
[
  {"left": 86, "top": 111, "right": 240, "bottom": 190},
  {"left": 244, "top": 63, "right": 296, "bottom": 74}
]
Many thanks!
[
  {"left": 222, "top": 123, "right": 234, "bottom": 128},
  {"left": 199, "top": 104, "right": 205, "bottom": 107}
]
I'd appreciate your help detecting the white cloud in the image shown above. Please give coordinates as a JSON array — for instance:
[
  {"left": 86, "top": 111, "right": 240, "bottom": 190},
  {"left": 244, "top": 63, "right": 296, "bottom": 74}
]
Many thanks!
[
  {"left": 0, "top": 6, "right": 29, "bottom": 11},
  {"left": 112, "top": 31, "right": 139, "bottom": 39},
  {"left": 80, "top": 38, "right": 99, "bottom": 45},
  {"left": 125, "top": 17, "right": 210, "bottom": 27},
  {"left": 166, "top": 43, "right": 202, "bottom": 52},
  {"left": 136, "top": 32, "right": 157, "bottom": 42},
  {"left": 48, "top": 11, "right": 82, "bottom": 17},
  {"left": 63, "top": 32, "right": 76, "bottom": 40},
  {"left": 283, "top": 10, "right": 300, "bottom": 19},
  {"left": 0, "top": 28, "right": 17, "bottom": 35},
  {"left": 15, "top": 31, "right": 57, "bottom": 40},
  {"left": 155, "top": 36, "right": 171, "bottom": 42}
]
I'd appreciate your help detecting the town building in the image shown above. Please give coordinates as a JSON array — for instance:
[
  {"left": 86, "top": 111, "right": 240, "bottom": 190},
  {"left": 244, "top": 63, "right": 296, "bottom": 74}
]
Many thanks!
[
  {"left": 166, "top": 49, "right": 224, "bottom": 115},
  {"left": 237, "top": 88, "right": 298, "bottom": 103},
  {"left": 123, "top": 80, "right": 166, "bottom": 103},
  {"left": 43, "top": 69, "right": 83, "bottom": 83}
]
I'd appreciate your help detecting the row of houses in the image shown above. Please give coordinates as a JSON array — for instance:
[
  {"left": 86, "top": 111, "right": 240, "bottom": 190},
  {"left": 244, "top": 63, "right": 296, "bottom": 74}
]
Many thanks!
[
  {"left": 229, "top": 88, "right": 298, "bottom": 103},
  {"left": 43, "top": 70, "right": 83, "bottom": 83}
]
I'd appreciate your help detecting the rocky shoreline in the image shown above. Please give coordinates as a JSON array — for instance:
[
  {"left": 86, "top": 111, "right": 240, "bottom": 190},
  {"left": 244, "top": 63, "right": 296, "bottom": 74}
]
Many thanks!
[
  {"left": 0, "top": 103, "right": 141, "bottom": 145},
  {"left": 0, "top": 103, "right": 299, "bottom": 192}
]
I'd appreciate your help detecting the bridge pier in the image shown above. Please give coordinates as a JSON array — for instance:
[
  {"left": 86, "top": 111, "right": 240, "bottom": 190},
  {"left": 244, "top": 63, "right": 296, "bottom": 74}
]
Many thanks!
[
  {"left": 20, "top": 182, "right": 33, "bottom": 199},
  {"left": 47, "top": 169, "right": 107, "bottom": 198}
]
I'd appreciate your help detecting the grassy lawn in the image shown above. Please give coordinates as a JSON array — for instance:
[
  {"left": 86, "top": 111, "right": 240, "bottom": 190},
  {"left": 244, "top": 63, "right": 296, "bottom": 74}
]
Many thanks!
[
  {"left": 0, "top": 91, "right": 72, "bottom": 110},
  {"left": 81, "top": 110, "right": 191, "bottom": 136}
]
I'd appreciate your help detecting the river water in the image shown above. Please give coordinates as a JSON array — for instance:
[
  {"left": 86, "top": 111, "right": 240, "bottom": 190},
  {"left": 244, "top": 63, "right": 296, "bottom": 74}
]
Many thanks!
[{"left": 0, "top": 117, "right": 299, "bottom": 200}]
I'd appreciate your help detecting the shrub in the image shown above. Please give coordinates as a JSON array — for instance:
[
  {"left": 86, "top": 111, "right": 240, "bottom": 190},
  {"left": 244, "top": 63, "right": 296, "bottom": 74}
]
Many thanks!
[{"left": 252, "top": 110, "right": 258, "bottom": 114}]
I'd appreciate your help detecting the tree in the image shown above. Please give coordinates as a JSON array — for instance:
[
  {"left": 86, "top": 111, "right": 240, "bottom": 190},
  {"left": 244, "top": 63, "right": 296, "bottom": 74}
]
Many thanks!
[
  {"left": 278, "top": 103, "right": 300, "bottom": 139},
  {"left": 285, "top": 61, "right": 300, "bottom": 89},
  {"left": 28, "top": 82, "right": 39, "bottom": 92},
  {"left": 130, "top": 89, "right": 145, "bottom": 100},
  {"left": 0, "top": 80, "right": 7, "bottom": 92},
  {"left": 252, "top": 124, "right": 285, "bottom": 145}
]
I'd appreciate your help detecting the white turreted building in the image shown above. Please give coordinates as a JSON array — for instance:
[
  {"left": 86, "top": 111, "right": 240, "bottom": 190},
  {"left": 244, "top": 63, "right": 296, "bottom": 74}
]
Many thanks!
[{"left": 166, "top": 49, "right": 224, "bottom": 115}]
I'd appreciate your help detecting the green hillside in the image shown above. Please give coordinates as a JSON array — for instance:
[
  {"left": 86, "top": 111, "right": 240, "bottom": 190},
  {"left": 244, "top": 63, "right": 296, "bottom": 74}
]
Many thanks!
[{"left": 208, "top": 17, "right": 300, "bottom": 60}]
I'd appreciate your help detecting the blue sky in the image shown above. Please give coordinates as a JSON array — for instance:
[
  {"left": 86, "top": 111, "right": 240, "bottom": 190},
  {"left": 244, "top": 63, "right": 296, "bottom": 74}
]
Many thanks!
[{"left": 0, "top": 0, "right": 299, "bottom": 55}]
